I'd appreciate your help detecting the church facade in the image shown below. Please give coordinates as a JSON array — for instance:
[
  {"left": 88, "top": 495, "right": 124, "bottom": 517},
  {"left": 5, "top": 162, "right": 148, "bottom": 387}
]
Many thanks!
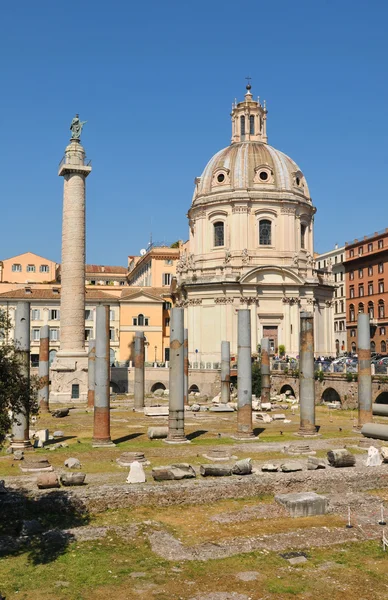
[{"left": 177, "top": 85, "right": 335, "bottom": 364}]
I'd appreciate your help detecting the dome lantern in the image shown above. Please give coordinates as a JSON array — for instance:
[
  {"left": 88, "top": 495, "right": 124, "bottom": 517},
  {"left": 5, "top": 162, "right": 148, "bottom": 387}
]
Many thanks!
[{"left": 231, "top": 82, "right": 268, "bottom": 144}]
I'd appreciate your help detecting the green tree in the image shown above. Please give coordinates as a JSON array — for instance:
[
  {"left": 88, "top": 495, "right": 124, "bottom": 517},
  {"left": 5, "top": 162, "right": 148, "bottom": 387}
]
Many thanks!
[
  {"left": 170, "top": 241, "right": 180, "bottom": 248},
  {"left": 278, "top": 344, "right": 286, "bottom": 356},
  {"left": 252, "top": 362, "right": 262, "bottom": 397},
  {"left": 0, "top": 310, "right": 38, "bottom": 446}
]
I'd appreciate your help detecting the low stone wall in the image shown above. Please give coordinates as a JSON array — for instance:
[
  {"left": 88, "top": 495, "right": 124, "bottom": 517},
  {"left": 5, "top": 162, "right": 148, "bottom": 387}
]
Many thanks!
[{"left": 6, "top": 466, "right": 388, "bottom": 514}]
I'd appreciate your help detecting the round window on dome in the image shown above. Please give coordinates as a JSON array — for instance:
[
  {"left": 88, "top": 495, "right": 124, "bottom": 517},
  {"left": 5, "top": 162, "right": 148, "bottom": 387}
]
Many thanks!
[
  {"left": 259, "top": 171, "right": 269, "bottom": 181},
  {"left": 217, "top": 173, "right": 225, "bottom": 183}
]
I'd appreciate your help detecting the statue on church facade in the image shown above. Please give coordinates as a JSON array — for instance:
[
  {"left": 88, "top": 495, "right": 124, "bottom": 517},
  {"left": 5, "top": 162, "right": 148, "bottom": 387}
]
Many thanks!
[{"left": 70, "top": 114, "right": 87, "bottom": 140}]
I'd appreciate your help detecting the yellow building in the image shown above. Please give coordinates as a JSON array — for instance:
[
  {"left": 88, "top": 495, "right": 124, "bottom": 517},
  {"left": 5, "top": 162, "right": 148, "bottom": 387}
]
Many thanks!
[{"left": 119, "top": 287, "right": 172, "bottom": 363}]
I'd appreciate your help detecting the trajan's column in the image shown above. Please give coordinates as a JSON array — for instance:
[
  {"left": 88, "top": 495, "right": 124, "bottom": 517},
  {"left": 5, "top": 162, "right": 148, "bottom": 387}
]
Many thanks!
[{"left": 50, "top": 115, "right": 92, "bottom": 403}]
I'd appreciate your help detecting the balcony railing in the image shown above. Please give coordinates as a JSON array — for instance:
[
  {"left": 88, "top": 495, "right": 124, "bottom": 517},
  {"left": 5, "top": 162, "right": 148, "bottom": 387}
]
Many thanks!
[{"left": 58, "top": 156, "right": 92, "bottom": 169}]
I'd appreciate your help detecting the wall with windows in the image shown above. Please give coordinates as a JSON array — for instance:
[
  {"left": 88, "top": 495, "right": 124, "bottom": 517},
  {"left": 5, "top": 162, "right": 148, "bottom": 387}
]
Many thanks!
[
  {"left": 0, "top": 252, "right": 58, "bottom": 284},
  {"left": 119, "top": 294, "right": 171, "bottom": 363},
  {"left": 345, "top": 230, "right": 388, "bottom": 354},
  {"left": 127, "top": 247, "right": 180, "bottom": 287},
  {"left": 316, "top": 245, "right": 346, "bottom": 355}
]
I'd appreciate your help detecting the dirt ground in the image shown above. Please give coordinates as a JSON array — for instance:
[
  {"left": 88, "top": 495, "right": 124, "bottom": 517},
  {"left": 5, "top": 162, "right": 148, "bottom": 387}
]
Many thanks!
[{"left": 2, "top": 400, "right": 388, "bottom": 599}]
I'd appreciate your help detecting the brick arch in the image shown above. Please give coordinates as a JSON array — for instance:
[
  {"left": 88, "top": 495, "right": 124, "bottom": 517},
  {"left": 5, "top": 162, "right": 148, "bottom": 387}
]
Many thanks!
[
  {"left": 374, "top": 391, "right": 388, "bottom": 404},
  {"left": 321, "top": 387, "right": 342, "bottom": 404},
  {"left": 150, "top": 382, "right": 166, "bottom": 393},
  {"left": 280, "top": 384, "right": 296, "bottom": 397}
]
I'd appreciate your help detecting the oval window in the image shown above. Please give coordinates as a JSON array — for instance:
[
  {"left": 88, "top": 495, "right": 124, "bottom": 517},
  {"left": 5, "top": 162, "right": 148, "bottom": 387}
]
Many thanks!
[
  {"left": 259, "top": 171, "right": 268, "bottom": 181},
  {"left": 217, "top": 173, "right": 225, "bottom": 183}
]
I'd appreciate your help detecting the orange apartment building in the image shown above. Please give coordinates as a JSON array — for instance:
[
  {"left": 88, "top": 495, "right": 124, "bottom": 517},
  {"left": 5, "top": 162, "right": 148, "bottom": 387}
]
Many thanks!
[{"left": 344, "top": 229, "right": 388, "bottom": 354}]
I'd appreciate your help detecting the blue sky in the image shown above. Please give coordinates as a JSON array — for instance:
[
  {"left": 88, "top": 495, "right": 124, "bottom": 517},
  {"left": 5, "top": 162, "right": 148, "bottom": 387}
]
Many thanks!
[{"left": 1, "top": 0, "right": 387, "bottom": 265}]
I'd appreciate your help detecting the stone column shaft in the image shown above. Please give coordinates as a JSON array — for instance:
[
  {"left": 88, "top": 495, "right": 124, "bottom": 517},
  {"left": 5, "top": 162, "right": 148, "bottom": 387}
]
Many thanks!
[
  {"left": 358, "top": 313, "right": 373, "bottom": 427},
  {"left": 134, "top": 331, "right": 145, "bottom": 410},
  {"left": 166, "top": 308, "right": 188, "bottom": 443},
  {"left": 261, "top": 337, "right": 270, "bottom": 403},
  {"left": 11, "top": 302, "right": 32, "bottom": 450},
  {"left": 60, "top": 172, "right": 86, "bottom": 352},
  {"left": 220, "top": 341, "right": 230, "bottom": 404},
  {"left": 93, "top": 306, "right": 114, "bottom": 446},
  {"left": 184, "top": 328, "right": 189, "bottom": 405},
  {"left": 236, "top": 310, "right": 254, "bottom": 438},
  {"left": 38, "top": 325, "right": 50, "bottom": 412},
  {"left": 299, "top": 312, "right": 316, "bottom": 435},
  {"left": 87, "top": 339, "right": 96, "bottom": 408}
]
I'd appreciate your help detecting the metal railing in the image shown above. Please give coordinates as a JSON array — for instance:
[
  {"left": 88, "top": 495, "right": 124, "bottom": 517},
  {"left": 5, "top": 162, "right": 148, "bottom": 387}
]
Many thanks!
[{"left": 58, "top": 156, "right": 92, "bottom": 169}]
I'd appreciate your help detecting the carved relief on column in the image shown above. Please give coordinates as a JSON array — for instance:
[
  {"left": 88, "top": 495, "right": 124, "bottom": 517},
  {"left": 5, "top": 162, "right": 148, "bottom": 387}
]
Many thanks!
[
  {"left": 241, "top": 248, "right": 250, "bottom": 264},
  {"left": 280, "top": 207, "right": 296, "bottom": 215}
]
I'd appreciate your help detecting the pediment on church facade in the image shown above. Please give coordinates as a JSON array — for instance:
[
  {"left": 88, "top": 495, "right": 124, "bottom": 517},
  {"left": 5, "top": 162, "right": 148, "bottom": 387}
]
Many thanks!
[
  {"left": 240, "top": 266, "right": 305, "bottom": 286},
  {"left": 120, "top": 291, "right": 163, "bottom": 303}
]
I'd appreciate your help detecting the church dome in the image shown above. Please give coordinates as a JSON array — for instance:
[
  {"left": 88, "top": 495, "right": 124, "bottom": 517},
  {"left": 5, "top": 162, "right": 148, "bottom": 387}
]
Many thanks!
[
  {"left": 194, "top": 141, "right": 310, "bottom": 200},
  {"left": 192, "top": 85, "right": 310, "bottom": 204}
]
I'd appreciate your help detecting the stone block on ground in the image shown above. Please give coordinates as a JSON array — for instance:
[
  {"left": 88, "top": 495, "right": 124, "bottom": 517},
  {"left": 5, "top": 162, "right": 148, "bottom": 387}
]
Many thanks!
[
  {"left": 209, "top": 405, "right": 234, "bottom": 412},
  {"left": 144, "top": 406, "right": 169, "bottom": 417},
  {"left": 307, "top": 457, "right": 326, "bottom": 470},
  {"left": 272, "top": 413, "right": 286, "bottom": 420},
  {"left": 200, "top": 464, "right": 233, "bottom": 477},
  {"left": 366, "top": 446, "right": 382, "bottom": 466},
  {"left": 52, "top": 408, "right": 70, "bottom": 418},
  {"left": 153, "top": 389, "right": 164, "bottom": 397},
  {"left": 261, "top": 402, "right": 272, "bottom": 411},
  {"left": 20, "top": 458, "right": 53, "bottom": 473},
  {"left": 147, "top": 426, "right": 168, "bottom": 439},
  {"left": 117, "top": 451, "right": 147, "bottom": 466},
  {"left": 280, "top": 462, "right": 303, "bottom": 473},
  {"left": 275, "top": 492, "right": 328, "bottom": 517},
  {"left": 202, "top": 448, "right": 233, "bottom": 462},
  {"left": 34, "top": 439, "right": 44, "bottom": 448},
  {"left": 13, "top": 450, "right": 24, "bottom": 460},
  {"left": 381, "top": 447, "right": 388, "bottom": 462},
  {"left": 327, "top": 449, "right": 356, "bottom": 468},
  {"left": 37, "top": 472, "right": 60, "bottom": 489},
  {"left": 35, "top": 429, "right": 49, "bottom": 442},
  {"left": 288, "top": 555, "right": 308, "bottom": 565},
  {"left": 64, "top": 457, "right": 81, "bottom": 469},
  {"left": 60, "top": 472, "right": 86, "bottom": 486},
  {"left": 261, "top": 463, "right": 279, "bottom": 472},
  {"left": 190, "top": 404, "right": 201, "bottom": 412},
  {"left": 232, "top": 458, "right": 252, "bottom": 475},
  {"left": 126, "top": 461, "right": 146, "bottom": 484},
  {"left": 256, "top": 412, "right": 272, "bottom": 423},
  {"left": 53, "top": 431, "right": 64, "bottom": 438},
  {"left": 152, "top": 464, "right": 196, "bottom": 481}
]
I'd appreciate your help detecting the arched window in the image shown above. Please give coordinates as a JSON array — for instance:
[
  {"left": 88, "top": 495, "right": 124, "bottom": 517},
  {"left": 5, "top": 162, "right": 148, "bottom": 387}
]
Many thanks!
[
  {"left": 249, "top": 115, "right": 255, "bottom": 135},
  {"left": 349, "top": 304, "right": 355, "bottom": 322},
  {"left": 334, "top": 322, "right": 338, "bottom": 332},
  {"left": 358, "top": 302, "right": 364, "bottom": 313},
  {"left": 138, "top": 314, "right": 144, "bottom": 326},
  {"left": 240, "top": 116, "right": 245, "bottom": 138},
  {"left": 379, "top": 300, "right": 385, "bottom": 318},
  {"left": 259, "top": 219, "right": 271, "bottom": 246},
  {"left": 351, "top": 342, "right": 356, "bottom": 353},
  {"left": 381, "top": 341, "right": 387, "bottom": 353},
  {"left": 301, "top": 224, "right": 306, "bottom": 249},
  {"left": 214, "top": 221, "right": 224, "bottom": 247},
  {"left": 371, "top": 341, "right": 376, "bottom": 353},
  {"left": 368, "top": 301, "right": 374, "bottom": 319}
]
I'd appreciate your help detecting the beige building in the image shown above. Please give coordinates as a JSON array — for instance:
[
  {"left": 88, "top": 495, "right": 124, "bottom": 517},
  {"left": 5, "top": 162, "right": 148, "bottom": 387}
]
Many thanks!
[
  {"left": 177, "top": 84, "right": 335, "bottom": 362},
  {"left": 315, "top": 245, "right": 346, "bottom": 355},
  {"left": 0, "top": 286, "right": 120, "bottom": 394},
  {"left": 128, "top": 244, "right": 181, "bottom": 288},
  {"left": 0, "top": 252, "right": 58, "bottom": 285}
]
